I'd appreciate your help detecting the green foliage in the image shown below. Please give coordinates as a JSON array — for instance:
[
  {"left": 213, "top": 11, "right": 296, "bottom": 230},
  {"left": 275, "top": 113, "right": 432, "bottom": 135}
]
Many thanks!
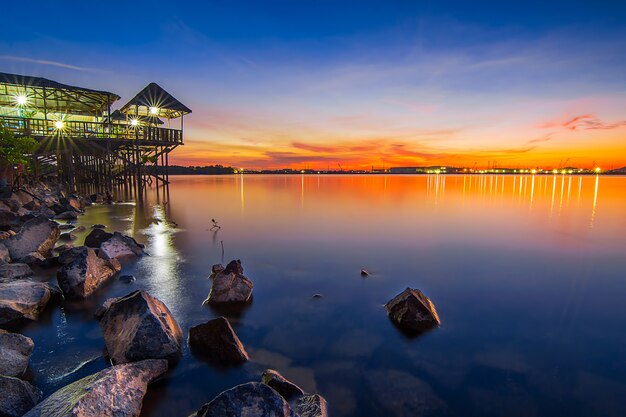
[{"left": 0, "top": 124, "right": 39, "bottom": 168}]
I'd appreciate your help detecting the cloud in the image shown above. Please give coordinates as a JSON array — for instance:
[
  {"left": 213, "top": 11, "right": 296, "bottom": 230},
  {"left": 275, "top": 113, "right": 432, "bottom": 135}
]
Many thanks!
[
  {"left": 0, "top": 55, "right": 107, "bottom": 72},
  {"left": 541, "top": 114, "right": 626, "bottom": 131}
]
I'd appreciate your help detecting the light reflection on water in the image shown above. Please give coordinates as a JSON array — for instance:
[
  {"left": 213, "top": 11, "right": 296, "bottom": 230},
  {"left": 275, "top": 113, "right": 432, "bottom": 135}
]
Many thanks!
[{"left": 11, "top": 174, "right": 626, "bottom": 417}]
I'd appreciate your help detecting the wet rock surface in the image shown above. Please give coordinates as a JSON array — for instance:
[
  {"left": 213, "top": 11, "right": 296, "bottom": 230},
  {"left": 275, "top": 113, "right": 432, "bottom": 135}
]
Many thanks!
[
  {"left": 188, "top": 316, "right": 249, "bottom": 365},
  {"left": 261, "top": 369, "right": 305, "bottom": 401},
  {"left": 83, "top": 228, "right": 113, "bottom": 248},
  {"left": 100, "top": 291, "right": 182, "bottom": 364},
  {"left": 384, "top": 288, "right": 441, "bottom": 333},
  {"left": 0, "top": 375, "right": 42, "bottom": 417},
  {"left": 57, "top": 248, "right": 121, "bottom": 299},
  {"left": 206, "top": 260, "right": 253, "bottom": 304},
  {"left": 0, "top": 329, "right": 34, "bottom": 377},
  {"left": 99, "top": 232, "right": 144, "bottom": 260},
  {"left": 0, "top": 263, "right": 34, "bottom": 281},
  {"left": 23, "top": 359, "right": 167, "bottom": 417},
  {"left": 190, "top": 382, "right": 294, "bottom": 417},
  {"left": 295, "top": 394, "right": 328, "bottom": 417},
  {"left": 0, "top": 280, "right": 55, "bottom": 325},
  {"left": 3, "top": 216, "right": 60, "bottom": 261}
]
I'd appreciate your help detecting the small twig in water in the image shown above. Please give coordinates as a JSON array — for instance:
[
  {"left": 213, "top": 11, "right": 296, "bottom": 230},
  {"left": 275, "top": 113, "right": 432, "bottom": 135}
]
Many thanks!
[
  {"left": 221, "top": 240, "right": 225, "bottom": 264},
  {"left": 211, "top": 218, "right": 221, "bottom": 230}
]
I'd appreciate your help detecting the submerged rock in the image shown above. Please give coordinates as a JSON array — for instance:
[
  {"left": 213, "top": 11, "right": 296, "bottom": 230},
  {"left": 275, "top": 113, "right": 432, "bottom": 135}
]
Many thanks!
[
  {"left": 53, "top": 211, "right": 78, "bottom": 221},
  {"left": 3, "top": 216, "right": 60, "bottom": 260},
  {"left": 83, "top": 228, "right": 112, "bottom": 248},
  {"left": 0, "top": 375, "right": 41, "bottom": 417},
  {"left": 190, "top": 382, "right": 293, "bottom": 417},
  {"left": 57, "top": 248, "right": 121, "bottom": 299},
  {"left": 188, "top": 317, "right": 249, "bottom": 365},
  {"left": 100, "top": 291, "right": 182, "bottom": 364},
  {"left": 384, "top": 288, "right": 441, "bottom": 333},
  {"left": 0, "top": 263, "right": 34, "bottom": 281},
  {"left": 261, "top": 369, "right": 305, "bottom": 400},
  {"left": 99, "top": 232, "right": 144, "bottom": 260},
  {"left": 58, "top": 232, "right": 76, "bottom": 242},
  {"left": 23, "top": 359, "right": 167, "bottom": 417},
  {"left": 119, "top": 274, "right": 136, "bottom": 283},
  {"left": 206, "top": 260, "right": 253, "bottom": 304},
  {"left": 295, "top": 394, "right": 328, "bottom": 417},
  {"left": 0, "top": 330, "right": 34, "bottom": 377},
  {"left": 0, "top": 280, "right": 55, "bottom": 325}
]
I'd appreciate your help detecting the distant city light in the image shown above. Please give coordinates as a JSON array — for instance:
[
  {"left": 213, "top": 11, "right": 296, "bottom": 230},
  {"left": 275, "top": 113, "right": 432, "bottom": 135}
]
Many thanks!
[
  {"left": 54, "top": 120, "right": 64, "bottom": 130},
  {"left": 149, "top": 106, "right": 159, "bottom": 115},
  {"left": 14, "top": 94, "right": 28, "bottom": 106},
  {"left": 552, "top": 169, "right": 558, "bottom": 174},
  {"left": 595, "top": 167, "right": 602, "bottom": 173}
]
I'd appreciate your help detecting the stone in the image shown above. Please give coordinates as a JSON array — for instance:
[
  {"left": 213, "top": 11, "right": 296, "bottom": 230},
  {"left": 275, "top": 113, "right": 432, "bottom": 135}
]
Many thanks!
[
  {"left": 64, "top": 195, "right": 83, "bottom": 212},
  {"left": 57, "top": 248, "right": 121, "bottom": 299},
  {"left": 0, "top": 329, "right": 34, "bottom": 377},
  {"left": 91, "top": 224, "right": 106, "bottom": 229},
  {"left": 261, "top": 370, "right": 305, "bottom": 400},
  {"left": 17, "top": 252, "right": 46, "bottom": 266},
  {"left": 0, "top": 243, "right": 10, "bottom": 263},
  {"left": 57, "top": 246, "right": 87, "bottom": 265},
  {"left": 54, "top": 211, "right": 78, "bottom": 221},
  {"left": 73, "top": 226, "right": 86, "bottom": 233},
  {"left": 84, "top": 228, "right": 112, "bottom": 248},
  {"left": 23, "top": 359, "right": 167, "bottom": 417},
  {"left": 295, "top": 394, "right": 328, "bottom": 417},
  {"left": 0, "top": 280, "right": 55, "bottom": 325},
  {"left": 99, "top": 232, "right": 144, "bottom": 260},
  {"left": 100, "top": 291, "right": 182, "bottom": 364},
  {"left": 0, "top": 231, "right": 14, "bottom": 240},
  {"left": 0, "top": 375, "right": 41, "bottom": 417},
  {"left": 384, "top": 288, "right": 441, "bottom": 333},
  {"left": 190, "top": 382, "right": 293, "bottom": 417},
  {"left": 0, "top": 263, "right": 34, "bottom": 281},
  {"left": 119, "top": 274, "right": 136, "bottom": 283},
  {"left": 0, "top": 210, "right": 21, "bottom": 231},
  {"left": 188, "top": 317, "right": 249, "bottom": 365},
  {"left": 3, "top": 216, "right": 60, "bottom": 261},
  {"left": 210, "top": 263, "right": 224, "bottom": 278},
  {"left": 59, "top": 232, "right": 76, "bottom": 241},
  {"left": 58, "top": 224, "right": 75, "bottom": 231},
  {"left": 94, "top": 297, "right": 120, "bottom": 320},
  {"left": 206, "top": 260, "right": 253, "bottom": 304},
  {"left": 53, "top": 243, "right": 73, "bottom": 253}
]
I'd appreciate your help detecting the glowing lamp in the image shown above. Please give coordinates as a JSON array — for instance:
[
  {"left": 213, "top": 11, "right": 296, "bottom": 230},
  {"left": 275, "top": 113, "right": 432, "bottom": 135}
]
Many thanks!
[
  {"left": 54, "top": 121, "right": 64, "bottom": 130},
  {"left": 594, "top": 167, "right": 601, "bottom": 173},
  {"left": 15, "top": 94, "right": 28, "bottom": 106},
  {"left": 149, "top": 106, "right": 159, "bottom": 115},
  {"left": 130, "top": 119, "right": 139, "bottom": 126}
]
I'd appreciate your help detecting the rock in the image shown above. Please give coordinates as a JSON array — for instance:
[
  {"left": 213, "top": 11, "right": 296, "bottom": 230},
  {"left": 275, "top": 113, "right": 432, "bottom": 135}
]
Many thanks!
[
  {"left": 0, "top": 330, "right": 34, "bottom": 377},
  {"left": 54, "top": 211, "right": 78, "bottom": 221},
  {"left": 261, "top": 370, "right": 305, "bottom": 400},
  {"left": 210, "top": 263, "right": 224, "bottom": 278},
  {"left": 0, "top": 280, "right": 55, "bottom": 325},
  {"left": 0, "top": 263, "right": 34, "bottom": 281},
  {"left": 0, "top": 231, "right": 14, "bottom": 240},
  {"left": 73, "top": 226, "right": 86, "bottom": 233},
  {"left": 58, "top": 224, "right": 74, "bottom": 231},
  {"left": 0, "top": 243, "right": 10, "bottom": 263},
  {"left": 384, "top": 288, "right": 441, "bottom": 333},
  {"left": 57, "top": 246, "right": 87, "bottom": 265},
  {"left": 84, "top": 228, "right": 112, "bottom": 248},
  {"left": 188, "top": 317, "right": 249, "bottom": 365},
  {"left": 53, "top": 243, "right": 73, "bottom": 253},
  {"left": 94, "top": 297, "right": 120, "bottom": 320},
  {"left": 91, "top": 224, "right": 106, "bottom": 229},
  {"left": 17, "top": 252, "right": 46, "bottom": 266},
  {"left": 190, "top": 382, "right": 293, "bottom": 417},
  {"left": 360, "top": 269, "right": 370, "bottom": 277},
  {"left": 100, "top": 291, "right": 182, "bottom": 364},
  {"left": 0, "top": 375, "right": 41, "bottom": 417},
  {"left": 99, "top": 232, "right": 144, "bottom": 260},
  {"left": 3, "top": 216, "right": 60, "bottom": 261},
  {"left": 0, "top": 211, "right": 21, "bottom": 231},
  {"left": 23, "top": 359, "right": 167, "bottom": 417},
  {"left": 295, "top": 395, "right": 328, "bottom": 417},
  {"left": 312, "top": 294, "right": 323, "bottom": 299},
  {"left": 119, "top": 274, "right": 136, "bottom": 283},
  {"left": 57, "top": 248, "right": 121, "bottom": 299},
  {"left": 206, "top": 260, "right": 253, "bottom": 304},
  {"left": 64, "top": 195, "right": 83, "bottom": 212},
  {"left": 59, "top": 232, "right": 76, "bottom": 242}
]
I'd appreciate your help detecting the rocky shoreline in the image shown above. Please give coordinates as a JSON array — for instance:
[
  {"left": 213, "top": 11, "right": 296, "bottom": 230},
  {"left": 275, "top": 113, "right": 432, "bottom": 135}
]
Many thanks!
[{"left": 0, "top": 182, "right": 441, "bottom": 417}]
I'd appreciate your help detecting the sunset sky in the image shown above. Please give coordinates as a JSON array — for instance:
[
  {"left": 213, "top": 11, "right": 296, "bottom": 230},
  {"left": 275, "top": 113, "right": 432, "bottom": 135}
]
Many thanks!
[{"left": 1, "top": 0, "right": 626, "bottom": 169}]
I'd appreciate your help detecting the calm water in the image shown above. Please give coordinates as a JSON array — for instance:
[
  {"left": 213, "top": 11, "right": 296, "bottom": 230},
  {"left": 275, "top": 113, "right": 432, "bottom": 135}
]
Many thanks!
[{"left": 11, "top": 174, "right": 626, "bottom": 417}]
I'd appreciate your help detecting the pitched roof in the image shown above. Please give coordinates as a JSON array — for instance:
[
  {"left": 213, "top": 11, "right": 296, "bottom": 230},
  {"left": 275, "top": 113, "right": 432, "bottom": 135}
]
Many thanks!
[
  {"left": 120, "top": 83, "right": 191, "bottom": 119},
  {"left": 0, "top": 72, "right": 120, "bottom": 99},
  {"left": 105, "top": 109, "right": 164, "bottom": 125}
]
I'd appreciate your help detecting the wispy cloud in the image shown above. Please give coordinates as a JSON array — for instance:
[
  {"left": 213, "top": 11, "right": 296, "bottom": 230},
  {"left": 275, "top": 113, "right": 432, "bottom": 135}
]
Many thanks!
[{"left": 0, "top": 55, "right": 107, "bottom": 73}]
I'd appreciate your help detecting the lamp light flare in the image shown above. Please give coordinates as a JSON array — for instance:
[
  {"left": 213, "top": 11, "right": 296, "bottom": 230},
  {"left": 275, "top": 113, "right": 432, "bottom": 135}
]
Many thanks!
[
  {"left": 594, "top": 167, "right": 602, "bottom": 173},
  {"left": 14, "top": 94, "right": 28, "bottom": 106},
  {"left": 149, "top": 106, "right": 159, "bottom": 115},
  {"left": 54, "top": 121, "right": 65, "bottom": 130},
  {"left": 130, "top": 119, "right": 139, "bottom": 126}
]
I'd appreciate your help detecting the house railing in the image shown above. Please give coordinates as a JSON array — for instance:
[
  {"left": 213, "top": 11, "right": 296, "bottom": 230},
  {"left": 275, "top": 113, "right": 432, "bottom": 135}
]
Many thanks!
[{"left": 0, "top": 116, "right": 183, "bottom": 144}]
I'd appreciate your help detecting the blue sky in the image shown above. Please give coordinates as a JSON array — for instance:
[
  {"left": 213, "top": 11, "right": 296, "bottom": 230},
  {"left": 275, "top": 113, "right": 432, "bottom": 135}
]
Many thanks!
[{"left": 1, "top": 0, "right": 626, "bottom": 168}]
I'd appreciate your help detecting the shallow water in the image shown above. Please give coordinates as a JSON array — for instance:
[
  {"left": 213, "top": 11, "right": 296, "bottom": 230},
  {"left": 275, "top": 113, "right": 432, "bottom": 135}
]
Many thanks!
[{"left": 12, "top": 174, "right": 626, "bottom": 417}]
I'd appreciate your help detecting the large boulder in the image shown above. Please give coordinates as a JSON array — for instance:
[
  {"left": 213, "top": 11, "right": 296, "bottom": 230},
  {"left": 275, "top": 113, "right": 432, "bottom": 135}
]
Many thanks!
[
  {"left": 188, "top": 317, "right": 249, "bottom": 365},
  {"left": 23, "top": 359, "right": 167, "bottom": 417},
  {"left": 0, "top": 280, "right": 55, "bottom": 325},
  {"left": 0, "top": 263, "right": 34, "bottom": 281},
  {"left": 57, "top": 248, "right": 121, "bottom": 299},
  {"left": 3, "top": 216, "right": 60, "bottom": 261},
  {"left": 0, "top": 210, "right": 21, "bottom": 231},
  {"left": 295, "top": 395, "right": 328, "bottom": 417},
  {"left": 84, "top": 228, "right": 112, "bottom": 248},
  {"left": 384, "top": 288, "right": 441, "bottom": 333},
  {"left": 206, "top": 260, "right": 253, "bottom": 304},
  {"left": 0, "top": 330, "right": 34, "bottom": 377},
  {"left": 261, "top": 370, "right": 305, "bottom": 401},
  {"left": 190, "top": 382, "right": 294, "bottom": 417},
  {"left": 99, "top": 232, "right": 144, "bottom": 260},
  {"left": 0, "top": 375, "right": 41, "bottom": 417},
  {"left": 99, "top": 291, "right": 182, "bottom": 364}
]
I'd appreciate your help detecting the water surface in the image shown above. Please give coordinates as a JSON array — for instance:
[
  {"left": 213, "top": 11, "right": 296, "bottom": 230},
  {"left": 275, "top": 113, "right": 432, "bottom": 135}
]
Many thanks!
[{"left": 15, "top": 174, "right": 626, "bottom": 417}]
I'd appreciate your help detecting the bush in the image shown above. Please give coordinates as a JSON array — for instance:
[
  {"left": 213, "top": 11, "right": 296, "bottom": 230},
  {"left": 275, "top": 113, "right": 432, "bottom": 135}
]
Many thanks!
[{"left": 0, "top": 125, "right": 38, "bottom": 168}]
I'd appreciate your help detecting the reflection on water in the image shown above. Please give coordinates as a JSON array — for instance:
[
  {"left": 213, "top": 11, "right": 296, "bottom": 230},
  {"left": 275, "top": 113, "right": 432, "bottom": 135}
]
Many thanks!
[{"left": 12, "top": 175, "right": 626, "bottom": 417}]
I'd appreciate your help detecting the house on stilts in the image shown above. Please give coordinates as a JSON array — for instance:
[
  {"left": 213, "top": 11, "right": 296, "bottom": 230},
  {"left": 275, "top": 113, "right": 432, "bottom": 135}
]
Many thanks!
[{"left": 0, "top": 72, "right": 191, "bottom": 192}]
